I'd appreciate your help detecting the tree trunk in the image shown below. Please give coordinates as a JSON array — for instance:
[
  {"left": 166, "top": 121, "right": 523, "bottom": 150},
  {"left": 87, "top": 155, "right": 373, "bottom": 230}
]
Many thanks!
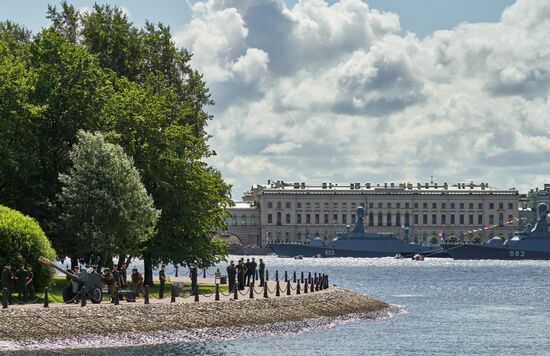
[
  {"left": 144, "top": 250, "right": 154, "bottom": 286},
  {"left": 70, "top": 256, "right": 78, "bottom": 270}
]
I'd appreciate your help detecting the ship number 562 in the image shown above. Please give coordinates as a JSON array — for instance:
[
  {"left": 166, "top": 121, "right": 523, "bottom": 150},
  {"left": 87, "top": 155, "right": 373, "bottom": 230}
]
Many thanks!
[{"left": 510, "top": 250, "right": 525, "bottom": 257}]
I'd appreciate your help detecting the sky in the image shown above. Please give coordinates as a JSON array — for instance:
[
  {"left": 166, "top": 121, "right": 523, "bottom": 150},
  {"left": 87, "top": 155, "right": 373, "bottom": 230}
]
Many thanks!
[{"left": 1, "top": 0, "right": 548, "bottom": 199}]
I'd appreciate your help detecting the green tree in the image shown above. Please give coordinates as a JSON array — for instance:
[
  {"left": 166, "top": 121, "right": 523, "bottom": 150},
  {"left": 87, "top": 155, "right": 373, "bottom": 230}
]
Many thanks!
[
  {"left": 472, "top": 235, "right": 482, "bottom": 244},
  {"left": 56, "top": 131, "right": 159, "bottom": 268},
  {"left": 429, "top": 235, "right": 439, "bottom": 245},
  {"left": 0, "top": 205, "right": 56, "bottom": 290},
  {"left": 449, "top": 235, "right": 459, "bottom": 244}
]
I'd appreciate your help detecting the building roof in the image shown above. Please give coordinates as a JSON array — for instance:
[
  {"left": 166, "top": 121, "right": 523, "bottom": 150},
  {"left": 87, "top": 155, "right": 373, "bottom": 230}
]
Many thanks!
[{"left": 231, "top": 201, "right": 256, "bottom": 209}]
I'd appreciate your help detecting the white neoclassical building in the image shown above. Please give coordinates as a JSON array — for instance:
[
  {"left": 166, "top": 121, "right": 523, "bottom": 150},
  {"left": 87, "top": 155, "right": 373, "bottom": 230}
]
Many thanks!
[{"left": 226, "top": 180, "right": 520, "bottom": 247}]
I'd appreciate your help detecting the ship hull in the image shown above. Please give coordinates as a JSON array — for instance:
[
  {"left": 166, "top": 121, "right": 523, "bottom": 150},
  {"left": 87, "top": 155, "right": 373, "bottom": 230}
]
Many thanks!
[
  {"left": 269, "top": 243, "right": 447, "bottom": 258},
  {"left": 441, "top": 244, "right": 550, "bottom": 260}
]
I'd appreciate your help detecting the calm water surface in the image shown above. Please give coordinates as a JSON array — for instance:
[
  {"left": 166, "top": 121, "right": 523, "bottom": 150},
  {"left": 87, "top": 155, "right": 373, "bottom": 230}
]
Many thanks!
[{"left": 12, "top": 256, "right": 550, "bottom": 355}]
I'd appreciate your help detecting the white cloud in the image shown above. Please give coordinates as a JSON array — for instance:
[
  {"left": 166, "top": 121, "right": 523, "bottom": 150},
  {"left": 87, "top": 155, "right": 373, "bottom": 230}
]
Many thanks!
[{"left": 175, "top": 0, "right": 550, "bottom": 197}]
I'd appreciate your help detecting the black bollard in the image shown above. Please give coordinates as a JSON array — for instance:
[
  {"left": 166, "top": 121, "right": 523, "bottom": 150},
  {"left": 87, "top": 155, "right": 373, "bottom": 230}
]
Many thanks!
[
  {"left": 275, "top": 270, "right": 279, "bottom": 281},
  {"left": 203, "top": 268, "right": 207, "bottom": 279},
  {"left": 2, "top": 288, "right": 8, "bottom": 309},
  {"left": 300, "top": 271, "right": 304, "bottom": 284},
  {"left": 315, "top": 278, "right": 319, "bottom": 291},
  {"left": 308, "top": 272, "right": 312, "bottom": 284},
  {"left": 266, "top": 270, "right": 269, "bottom": 282},
  {"left": 171, "top": 285, "right": 176, "bottom": 303},
  {"left": 80, "top": 286, "right": 87, "bottom": 307},
  {"left": 286, "top": 280, "right": 291, "bottom": 296},
  {"left": 310, "top": 278, "right": 314, "bottom": 293},
  {"left": 144, "top": 285, "right": 150, "bottom": 304},
  {"left": 43, "top": 287, "right": 49, "bottom": 308},
  {"left": 326, "top": 275, "right": 329, "bottom": 289},
  {"left": 234, "top": 284, "right": 238, "bottom": 300},
  {"left": 194, "top": 285, "right": 199, "bottom": 302},
  {"left": 175, "top": 265, "right": 179, "bottom": 277},
  {"left": 249, "top": 283, "right": 254, "bottom": 299},
  {"left": 275, "top": 280, "right": 280, "bottom": 297},
  {"left": 314, "top": 273, "right": 318, "bottom": 285},
  {"left": 215, "top": 284, "right": 220, "bottom": 301},
  {"left": 296, "top": 281, "right": 301, "bottom": 295},
  {"left": 114, "top": 287, "right": 120, "bottom": 305},
  {"left": 304, "top": 280, "right": 308, "bottom": 293},
  {"left": 263, "top": 283, "right": 269, "bottom": 298},
  {"left": 292, "top": 271, "right": 296, "bottom": 283},
  {"left": 284, "top": 271, "right": 288, "bottom": 282},
  {"left": 256, "top": 270, "right": 259, "bottom": 281}
]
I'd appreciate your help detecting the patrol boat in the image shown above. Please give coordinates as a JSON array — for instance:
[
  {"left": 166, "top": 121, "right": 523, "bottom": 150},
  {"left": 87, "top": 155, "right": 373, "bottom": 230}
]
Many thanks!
[
  {"left": 442, "top": 203, "right": 550, "bottom": 260},
  {"left": 268, "top": 206, "right": 446, "bottom": 258}
]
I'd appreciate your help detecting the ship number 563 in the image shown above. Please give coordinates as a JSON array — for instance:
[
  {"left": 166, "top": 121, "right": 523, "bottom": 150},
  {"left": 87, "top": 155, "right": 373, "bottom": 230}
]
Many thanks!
[{"left": 510, "top": 250, "right": 525, "bottom": 257}]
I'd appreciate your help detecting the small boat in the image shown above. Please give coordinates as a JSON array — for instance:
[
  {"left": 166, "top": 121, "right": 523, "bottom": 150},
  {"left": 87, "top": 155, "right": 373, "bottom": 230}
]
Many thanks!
[
  {"left": 413, "top": 254, "right": 424, "bottom": 261},
  {"left": 394, "top": 253, "right": 403, "bottom": 259},
  {"left": 294, "top": 255, "right": 304, "bottom": 260}
]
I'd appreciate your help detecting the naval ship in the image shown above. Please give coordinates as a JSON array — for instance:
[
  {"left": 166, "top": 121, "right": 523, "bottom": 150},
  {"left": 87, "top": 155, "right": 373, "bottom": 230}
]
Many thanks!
[
  {"left": 268, "top": 206, "right": 446, "bottom": 258},
  {"left": 442, "top": 203, "right": 550, "bottom": 260}
]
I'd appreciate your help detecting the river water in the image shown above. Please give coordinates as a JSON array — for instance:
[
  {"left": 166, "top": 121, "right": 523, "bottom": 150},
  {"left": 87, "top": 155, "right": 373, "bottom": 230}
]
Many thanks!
[{"left": 7, "top": 256, "right": 550, "bottom": 355}]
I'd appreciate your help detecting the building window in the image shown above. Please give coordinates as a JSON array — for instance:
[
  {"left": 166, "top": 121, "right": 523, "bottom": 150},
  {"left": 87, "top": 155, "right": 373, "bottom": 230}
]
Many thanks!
[
  {"left": 423, "top": 203, "right": 428, "bottom": 209},
  {"left": 387, "top": 203, "right": 392, "bottom": 209},
  {"left": 396, "top": 212, "right": 401, "bottom": 226},
  {"left": 459, "top": 203, "right": 464, "bottom": 209},
  {"left": 297, "top": 214, "right": 302, "bottom": 224},
  {"left": 489, "top": 215, "right": 494, "bottom": 224},
  {"left": 498, "top": 203, "right": 504, "bottom": 209},
  {"left": 352, "top": 213, "right": 356, "bottom": 223},
  {"left": 342, "top": 214, "right": 347, "bottom": 224},
  {"left": 267, "top": 202, "right": 273, "bottom": 209},
  {"left": 369, "top": 212, "right": 374, "bottom": 226},
  {"left": 268, "top": 214, "right": 273, "bottom": 224},
  {"left": 324, "top": 202, "right": 329, "bottom": 209},
  {"left": 368, "top": 203, "right": 374, "bottom": 208},
  {"left": 342, "top": 203, "right": 347, "bottom": 209},
  {"left": 387, "top": 212, "right": 392, "bottom": 226},
  {"left": 432, "top": 203, "right": 437, "bottom": 209},
  {"left": 478, "top": 214, "right": 483, "bottom": 225},
  {"left": 498, "top": 212, "right": 504, "bottom": 225},
  {"left": 405, "top": 213, "right": 410, "bottom": 226},
  {"left": 414, "top": 214, "right": 419, "bottom": 225},
  {"left": 423, "top": 214, "right": 428, "bottom": 225},
  {"left": 508, "top": 203, "right": 513, "bottom": 209},
  {"left": 508, "top": 215, "right": 513, "bottom": 223},
  {"left": 468, "top": 214, "right": 474, "bottom": 225},
  {"left": 241, "top": 216, "right": 247, "bottom": 225},
  {"left": 315, "top": 202, "right": 320, "bottom": 209},
  {"left": 469, "top": 203, "right": 473, "bottom": 209},
  {"left": 315, "top": 214, "right": 320, "bottom": 224},
  {"left": 277, "top": 202, "right": 282, "bottom": 209},
  {"left": 459, "top": 214, "right": 464, "bottom": 225},
  {"left": 396, "top": 203, "right": 401, "bottom": 209},
  {"left": 489, "top": 203, "right": 494, "bottom": 209},
  {"left": 324, "top": 213, "right": 329, "bottom": 224},
  {"left": 351, "top": 202, "right": 356, "bottom": 209},
  {"left": 306, "top": 214, "right": 311, "bottom": 224},
  {"left": 276, "top": 212, "right": 282, "bottom": 225},
  {"left": 478, "top": 203, "right": 483, "bottom": 209},
  {"left": 451, "top": 203, "right": 455, "bottom": 209},
  {"left": 378, "top": 212, "right": 383, "bottom": 226},
  {"left": 286, "top": 214, "right": 291, "bottom": 224},
  {"left": 405, "top": 203, "right": 410, "bottom": 209},
  {"left": 442, "top": 203, "right": 447, "bottom": 209},
  {"left": 450, "top": 215, "right": 455, "bottom": 225},
  {"left": 414, "top": 203, "right": 419, "bottom": 209},
  {"left": 378, "top": 202, "right": 383, "bottom": 208},
  {"left": 297, "top": 202, "right": 302, "bottom": 209},
  {"left": 333, "top": 202, "right": 338, "bottom": 208},
  {"left": 441, "top": 214, "right": 446, "bottom": 224},
  {"left": 286, "top": 202, "right": 291, "bottom": 209},
  {"left": 432, "top": 214, "right": 437, "bottom": 225},
  {"left": 306, "top": 202, "right": 311, "bottom": 209},
  {"left": 333, "top": 213, "right": 338, "bottom": 224}
]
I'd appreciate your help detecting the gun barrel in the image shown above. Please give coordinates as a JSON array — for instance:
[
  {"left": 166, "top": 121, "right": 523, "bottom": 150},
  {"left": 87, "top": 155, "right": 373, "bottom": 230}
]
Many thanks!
[{"left": 38, "top": 257, "right": 80, "bottom": 281}]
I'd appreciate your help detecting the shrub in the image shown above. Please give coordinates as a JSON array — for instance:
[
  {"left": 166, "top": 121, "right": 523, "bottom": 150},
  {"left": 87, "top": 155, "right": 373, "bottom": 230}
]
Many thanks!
[
  {"left": 449, "top": 235, "right": 458, "bottom": 244},
  {"left": 472, "top": 235, "right": 482, "bottom": 244},
  {"left": 0, "top": 205, "right": 56, "bottom": 289},
  {"left": 429, "top": 235, "right": 439, "bottom": 245}
]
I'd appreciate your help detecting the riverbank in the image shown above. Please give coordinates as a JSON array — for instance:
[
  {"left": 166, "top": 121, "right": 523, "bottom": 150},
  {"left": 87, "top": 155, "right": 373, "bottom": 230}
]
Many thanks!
[{"left": 0, "top": 287, "right": 388, "bottom": 341}]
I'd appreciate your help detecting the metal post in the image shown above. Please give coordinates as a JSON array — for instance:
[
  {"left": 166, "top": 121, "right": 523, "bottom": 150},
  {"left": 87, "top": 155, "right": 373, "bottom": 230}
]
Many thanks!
[
  {"left": 276, "top": 280, "right": 280, "bottom": 297},
  {"left": 43, "top": 287, "right": 49, "bottom": 308},
  {"left": 233, "top": 284, "right": 238, "bottom": 300},
  {"left": 171, "top": 285, "right": 176, "bottom": 303},
  {"left": 175, "top": 265, "right": 178, "bottom": 277},
  {"left": 3, "top": 288, "right": 8, "bottom": 309},
  {"left": 249, "top": 283, "right": 254, "bottom": 299},
  {"left": 80, "top": 286, "right": 86, "bottom": 307},
  {"left": 300, "top": 271, "right": 304, "bottom": 284},
  {"left": 194, "top": 285, "right": 199, "bottom": 302},
  {"left": 215, "top": 284, "right": 220, "bottom": 301},
  {"left": 304, "top": 280, "right": 308, "bottom": 293},
  {"left": 314, "top": 273, "right": 318, "bottom": 285},
  {"left": 266, "top": 270, "right": 269, "bottom": 282},
  {"left": 315, "top": 278, "right": 319, "bottom": 291},
  {"left": 292, "top": 271, "right": 296, "bottom": 283},
  {"left": 203, "top": 268, "right": 206, "bottom": 279},
  {"left": 144, "top": 285, "right": 150, "bottom": 304},
  {"left": 114, "top": 287, "right": 120, "bottom": 305},
  {"left": 263, "top": 283, "right": 268, "bottom": 298},
  {"left": 308, "top": 272, "right": 312, "bottom": 284},
  {"left": 325, "top": 275, "right": 329, "bottom": 289},
  {"left": 275, "top": 270, "right": 279, "bottom": 281},
  {"left": 286, "top": 280, "right": 291, "bottom": 296},
  {"left": 255, "top": 270, "right": 259, "bottom": 281},
  {"left": 284, "top": 271, "right": 288, "bottom": 282},
  {"left": 296, "top": 281, "right": 301, "bottom": 295},
  {"left": 310, "top": 278, "right": 314, "bottom": 293}
]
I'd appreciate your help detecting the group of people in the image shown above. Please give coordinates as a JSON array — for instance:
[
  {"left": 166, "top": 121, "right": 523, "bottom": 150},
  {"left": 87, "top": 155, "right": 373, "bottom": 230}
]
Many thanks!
[
  {"left": 1, "top": 263, "right": 35, "bottom": 304},
  {"left": 226, "top": 258, "right": 266, "bottom": 292}
]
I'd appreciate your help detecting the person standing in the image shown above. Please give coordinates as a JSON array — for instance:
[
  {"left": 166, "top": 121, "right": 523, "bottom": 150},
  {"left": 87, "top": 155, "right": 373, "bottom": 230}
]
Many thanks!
[
  {"left": 1, "top": 263, "right": 13, "bottom": 304},
  {"left": 119, "top": 263, "right": 127, "bottom": 287},
  {"left": 131, "top": 268, "right": 144, "bottom": 296},
  {"left": 159, "top": 264, "right": 166, "bottom": 298},
  {"left": 249, "top": 258, "right": 257, "bottom": 285},
  {"left": 236, "top": 260, "right": 247, "bottom": 290},
  {"left": 190, "top": 264, "right": 198, "bottom": 293},
  {"left": 259, "top": 259, "right": 265, "bottom": 287},
  {"left": 112, "top": 266, "right": 120, "bottom": 288},
  {"left": 226, "top": 261, "right": 236, "bottom": 292},
  {"left": 14, "top": 264, "right": 28, "bottom": 303},
  {"left": 26, "top": 264, "right": 35, "bottom": 302},
  {"left": 244, "top": 258, "right": 251, "bottom": 286}
]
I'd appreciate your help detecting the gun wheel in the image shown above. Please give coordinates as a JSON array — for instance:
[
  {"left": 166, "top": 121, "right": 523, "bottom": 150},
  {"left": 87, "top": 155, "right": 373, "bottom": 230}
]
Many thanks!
[{"left": 90, "top": 288, "right": 103, "bottom": 304}]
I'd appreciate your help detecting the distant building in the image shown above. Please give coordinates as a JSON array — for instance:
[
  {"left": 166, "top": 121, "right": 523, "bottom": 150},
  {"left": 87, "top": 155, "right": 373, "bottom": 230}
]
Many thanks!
[
  {"left": 225, "top": 179, "right": 520, "bottom": 247},
  {"left": 523, "top": 183, "right": 550, "bottom": 226}
]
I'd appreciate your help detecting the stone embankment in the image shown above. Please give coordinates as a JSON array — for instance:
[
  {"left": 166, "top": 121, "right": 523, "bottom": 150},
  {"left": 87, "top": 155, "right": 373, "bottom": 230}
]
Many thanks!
[{"left": 0, "top": 287, "right": 388, "bottom": 341}]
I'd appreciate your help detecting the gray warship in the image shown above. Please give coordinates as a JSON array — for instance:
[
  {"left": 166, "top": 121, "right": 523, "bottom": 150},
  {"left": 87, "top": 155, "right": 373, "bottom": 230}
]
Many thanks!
[
  {"left": 268, "top": 206, "right": 446, "bottom": 258},
  {"left": 442, "top": 203, "right": 550, "bottom": 260}
]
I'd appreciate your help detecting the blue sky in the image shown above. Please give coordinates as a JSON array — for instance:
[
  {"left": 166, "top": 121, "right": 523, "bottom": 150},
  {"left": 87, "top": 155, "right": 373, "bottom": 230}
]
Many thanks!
[{"left": 1, "top": 0, "right": 515, "bottom": 37}]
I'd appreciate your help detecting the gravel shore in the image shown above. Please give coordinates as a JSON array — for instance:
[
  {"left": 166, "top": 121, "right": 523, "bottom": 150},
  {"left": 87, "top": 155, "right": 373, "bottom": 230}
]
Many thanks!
[{"left": 0, "top": 287, "right": 388, "bottom": 341}]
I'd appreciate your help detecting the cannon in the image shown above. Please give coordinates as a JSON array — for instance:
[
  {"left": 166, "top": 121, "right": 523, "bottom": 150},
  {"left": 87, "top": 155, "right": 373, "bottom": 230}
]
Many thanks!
[{"left": 38, "top": 257, "right": 104, "bottom": 304}]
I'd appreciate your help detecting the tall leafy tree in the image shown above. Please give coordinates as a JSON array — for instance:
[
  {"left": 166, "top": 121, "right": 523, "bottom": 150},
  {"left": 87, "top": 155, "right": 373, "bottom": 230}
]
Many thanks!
[{"left": 56, "top": 131, "right": 159, "bottom": 268}]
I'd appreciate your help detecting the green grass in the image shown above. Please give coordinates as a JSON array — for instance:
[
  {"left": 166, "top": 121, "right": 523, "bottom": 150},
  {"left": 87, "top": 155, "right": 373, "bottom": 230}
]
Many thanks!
[{"left": 20, "top": 276, "right": 228, "bottom": 304}]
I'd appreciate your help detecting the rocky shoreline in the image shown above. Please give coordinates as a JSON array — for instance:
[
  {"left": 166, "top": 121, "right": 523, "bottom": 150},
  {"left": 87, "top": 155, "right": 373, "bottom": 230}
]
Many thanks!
[{"left": 0, "top": 287, "right": 388, "bottom": 341}]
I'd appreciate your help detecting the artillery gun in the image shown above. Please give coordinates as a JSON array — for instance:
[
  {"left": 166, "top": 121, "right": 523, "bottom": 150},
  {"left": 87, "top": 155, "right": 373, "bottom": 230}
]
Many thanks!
[{"left": 38, "top": 257, "right": 104, "bottom": 303}]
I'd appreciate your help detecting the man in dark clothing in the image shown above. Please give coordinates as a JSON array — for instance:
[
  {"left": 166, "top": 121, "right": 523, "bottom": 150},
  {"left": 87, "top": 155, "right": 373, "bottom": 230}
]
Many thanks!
[
  {"left": 236, "top": 260, "right": 247, "bottom": 290},
  {"left": 259, "top": 259, "right": 266, "bottom": 287},
  {"left": 226, "top": 261, "right": 236, "bottom": 292},
  {"left": 248, "top": 258, "right": 257, "bottom": 286},
  {"left": 26, "top": 265, "right": 35, "bottom": 302},
  {"left": 14, "top": 264, "right": 29, "bottom": 303},
  {"left": 1, "top": 263, "right": 13, "bottom": 304},
  {"left": 190, "top": 264, "right": 198, "bottom": 293},
  {"left": 159, "top": 264, "right": 166, "bottom": 298},
  {"left": 244, "top": 258, "right": 251, "bottom": 286},
  {"left": 119, "top": 263, "right": 127, "bottom": 287}
]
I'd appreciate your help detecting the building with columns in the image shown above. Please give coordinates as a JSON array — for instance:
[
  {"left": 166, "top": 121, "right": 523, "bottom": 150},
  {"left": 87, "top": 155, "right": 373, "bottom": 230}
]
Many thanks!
[{"left": 225, "top": 180, "right": 520, "bottom": 247}]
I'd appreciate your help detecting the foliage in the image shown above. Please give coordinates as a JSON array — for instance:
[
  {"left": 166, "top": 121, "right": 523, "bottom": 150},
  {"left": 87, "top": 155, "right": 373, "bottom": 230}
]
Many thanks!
[
  {"left": 472, "top": 235, "right": 482, "bottom": 244},
  {"left": 56, "top": 131, "right": 159, "bottom": 267},
  {"left": 0, "top": 205, "right": 56, "bottom": 289},
  {"left": 448, "top": 235, "right": 459, "bottom": 244},
  {"left": 429, "top": 235, "right": 439, "bottom": 245}
]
